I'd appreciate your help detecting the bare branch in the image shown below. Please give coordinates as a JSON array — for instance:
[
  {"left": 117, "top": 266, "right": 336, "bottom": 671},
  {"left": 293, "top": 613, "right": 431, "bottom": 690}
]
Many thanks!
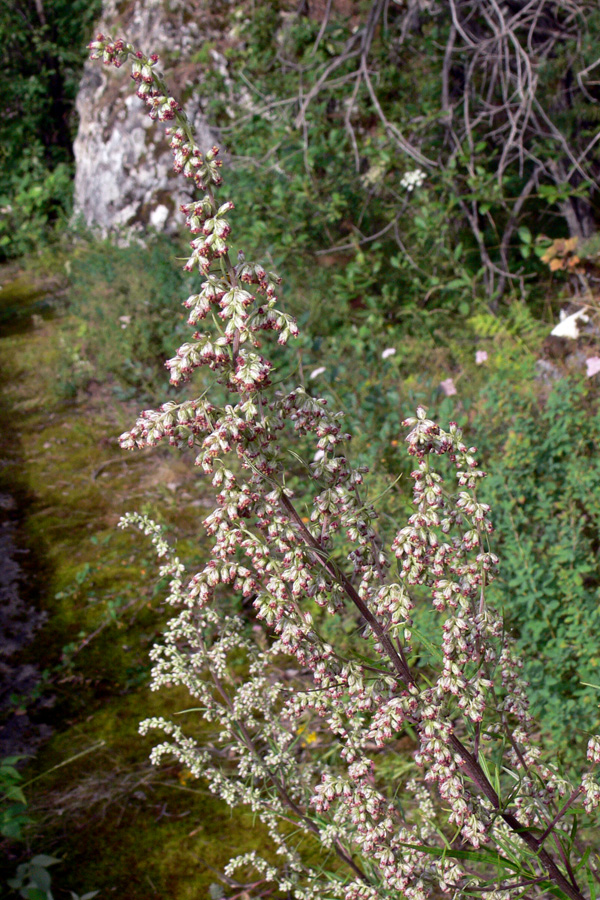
[
  {"left": 311, "top": 0, "right": 334, "bottom": 56},
  {"left": 313, "top": 214, "right": 399, "bottom": 255}
]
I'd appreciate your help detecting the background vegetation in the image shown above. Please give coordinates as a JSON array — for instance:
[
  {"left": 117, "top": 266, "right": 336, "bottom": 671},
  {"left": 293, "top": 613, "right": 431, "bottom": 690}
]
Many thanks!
[
  {"left": 1, "top": 0, "right": 600, "bottom": 896},
  {"left": 0, "top": 0, "right": 102, "bottom": 258}
]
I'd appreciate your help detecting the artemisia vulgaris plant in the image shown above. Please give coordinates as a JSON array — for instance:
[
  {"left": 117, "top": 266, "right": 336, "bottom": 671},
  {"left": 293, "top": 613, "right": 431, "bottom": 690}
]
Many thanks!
[{"left": 89, "top": 35, "right": 600, "bottom": 900}]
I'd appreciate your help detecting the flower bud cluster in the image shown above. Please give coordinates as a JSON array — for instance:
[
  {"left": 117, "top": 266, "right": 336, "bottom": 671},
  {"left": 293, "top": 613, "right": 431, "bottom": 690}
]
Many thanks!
[
  {"left": 102, "top": 39, "right": 600, "bottom": 900},
  {"left": 88, "top": 34, "right": 132, "bottom": 68},
  {"left": 119, "top": 399, "right": 216, "bottom": 451}
]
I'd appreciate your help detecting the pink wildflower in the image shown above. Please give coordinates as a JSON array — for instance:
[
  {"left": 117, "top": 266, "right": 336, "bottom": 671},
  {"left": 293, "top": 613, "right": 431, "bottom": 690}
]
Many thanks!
[
  {"left": 440, "top": 378, "right": 457, "bottom": 397},
  {"left": 585, "top": 356, "right": 600, "bottom": 378}
]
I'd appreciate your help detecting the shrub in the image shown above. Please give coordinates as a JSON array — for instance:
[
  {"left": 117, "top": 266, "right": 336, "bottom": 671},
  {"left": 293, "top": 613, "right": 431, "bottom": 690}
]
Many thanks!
[
  {"left": 89, "top": 34, "right": 600, "bottom": 900},
  {"left": 0, "top": 154, "right": 73, "bottom": 260},
  {"left": 0, "top": 0, "right": 102, "bottom": 259},
  {"left": 476, "top": 374, "right": 600, "bottom": 749},
  {"left": 200, "top": 0, "right": 600, "bottom": 332}
]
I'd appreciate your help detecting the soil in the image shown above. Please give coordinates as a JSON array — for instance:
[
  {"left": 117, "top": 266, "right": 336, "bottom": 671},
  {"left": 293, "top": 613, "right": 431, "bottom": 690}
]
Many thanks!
[{"left": 0, "top": 491, "right": 53, "bottom": 758}]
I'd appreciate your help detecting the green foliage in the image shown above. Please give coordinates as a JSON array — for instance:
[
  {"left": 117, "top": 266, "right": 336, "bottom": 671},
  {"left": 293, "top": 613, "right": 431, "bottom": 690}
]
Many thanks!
[
  {"left": 7, "top": 855, "right": 60, "bottom": 900},
  {"left": 0, "top": 155, "right": 73, "bottom": 259},
  {"left": 64, "top": 235, "right": 190, "bottom": 396},
  {"left": 7, "top": 854, "right": 99, "bottom": 900},
  {"left": 204, "top": 12, "right": 480, "bottom": 335},
  {"left": 282, "top": 305, "right": 600, "bottom": 756},
  {"left": 476, "top": 375, "right": 600, "bottom": 748},
  {"left": 0, "top": 757, "right": 31, "bottom": 840},
  {"left": 1, "top": 758, "right": 100, "bottom": 898},
  {"left": 201, "top": 0, "right": 599, "bottom": 335},
  {"left": 0, "top": 0, "right": 102, "bottom": 259}
]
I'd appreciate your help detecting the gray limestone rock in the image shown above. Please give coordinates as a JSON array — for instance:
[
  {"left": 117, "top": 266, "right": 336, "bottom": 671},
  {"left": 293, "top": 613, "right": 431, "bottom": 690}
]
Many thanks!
[{"left": 73, "top": 0, "right": 220, "bottom": 237}]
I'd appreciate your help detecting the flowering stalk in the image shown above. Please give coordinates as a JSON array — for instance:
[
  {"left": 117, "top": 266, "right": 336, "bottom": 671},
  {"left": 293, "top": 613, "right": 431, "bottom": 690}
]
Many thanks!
[{"left": 90, "top": 35, "right": 600, "bottom": 900}]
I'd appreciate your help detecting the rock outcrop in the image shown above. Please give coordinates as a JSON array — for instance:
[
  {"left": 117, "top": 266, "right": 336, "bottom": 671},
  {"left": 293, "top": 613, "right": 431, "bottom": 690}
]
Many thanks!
[{"left": 73, "top": 0, "right": 220, "bottom": 236}]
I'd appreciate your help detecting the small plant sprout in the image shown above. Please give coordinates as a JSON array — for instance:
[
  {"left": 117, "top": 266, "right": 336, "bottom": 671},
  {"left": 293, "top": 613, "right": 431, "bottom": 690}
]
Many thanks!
[{"left": 89, "top": 35, "right": 600, "bottom": 900}]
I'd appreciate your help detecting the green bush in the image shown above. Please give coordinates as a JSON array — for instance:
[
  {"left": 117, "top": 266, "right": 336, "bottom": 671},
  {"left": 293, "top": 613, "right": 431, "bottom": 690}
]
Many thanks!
[
  {"left": 0, "top": 0, "right": 101, "bottom": 259},
  {"left": 0, "top": 152, "right": 73, "bottom": 259},
  {"left": 476, "top": 374, "right": 600, "bottom": 749},
  {"left": 203, "top": 0, "right": 599, "bottom": 336},
  {"left": 204, "top": 11, "right": 486, "bottom": 335}
]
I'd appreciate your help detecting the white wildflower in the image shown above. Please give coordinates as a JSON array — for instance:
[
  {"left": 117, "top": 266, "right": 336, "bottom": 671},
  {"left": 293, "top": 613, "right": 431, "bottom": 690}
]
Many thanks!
[
  {"left": 550, "top": 308, "right": 589, "bottom": 339},
  {"left": 400, "top": 169, "right": 426, "bottom": 191}
]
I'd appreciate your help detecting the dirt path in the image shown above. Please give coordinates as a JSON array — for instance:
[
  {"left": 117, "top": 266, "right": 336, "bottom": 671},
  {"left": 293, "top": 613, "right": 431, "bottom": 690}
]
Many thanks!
[{"left": 0, "top": 492, "right": 51, "bottom": 757}]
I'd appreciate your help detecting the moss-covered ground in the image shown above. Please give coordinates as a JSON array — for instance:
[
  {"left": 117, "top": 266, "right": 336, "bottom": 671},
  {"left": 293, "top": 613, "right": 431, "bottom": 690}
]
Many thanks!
[{"left": 0, "top": 267, "right": 263, "bottom": 898}]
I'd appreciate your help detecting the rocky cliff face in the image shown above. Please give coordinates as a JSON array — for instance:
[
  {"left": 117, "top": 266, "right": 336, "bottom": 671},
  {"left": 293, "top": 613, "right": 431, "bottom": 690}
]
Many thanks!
[{"left": 73, "top": 0, "right": 221, "bottom": 236}]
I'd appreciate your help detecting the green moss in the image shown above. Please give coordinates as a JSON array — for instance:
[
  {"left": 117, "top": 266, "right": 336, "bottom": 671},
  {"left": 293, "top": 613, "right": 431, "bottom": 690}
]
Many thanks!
[
  {"left": 27, "top": 691, "right": 270, "bottom": 898},
  {"left": 0, "top": 274, "right": 61, "bottom": 339}
]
